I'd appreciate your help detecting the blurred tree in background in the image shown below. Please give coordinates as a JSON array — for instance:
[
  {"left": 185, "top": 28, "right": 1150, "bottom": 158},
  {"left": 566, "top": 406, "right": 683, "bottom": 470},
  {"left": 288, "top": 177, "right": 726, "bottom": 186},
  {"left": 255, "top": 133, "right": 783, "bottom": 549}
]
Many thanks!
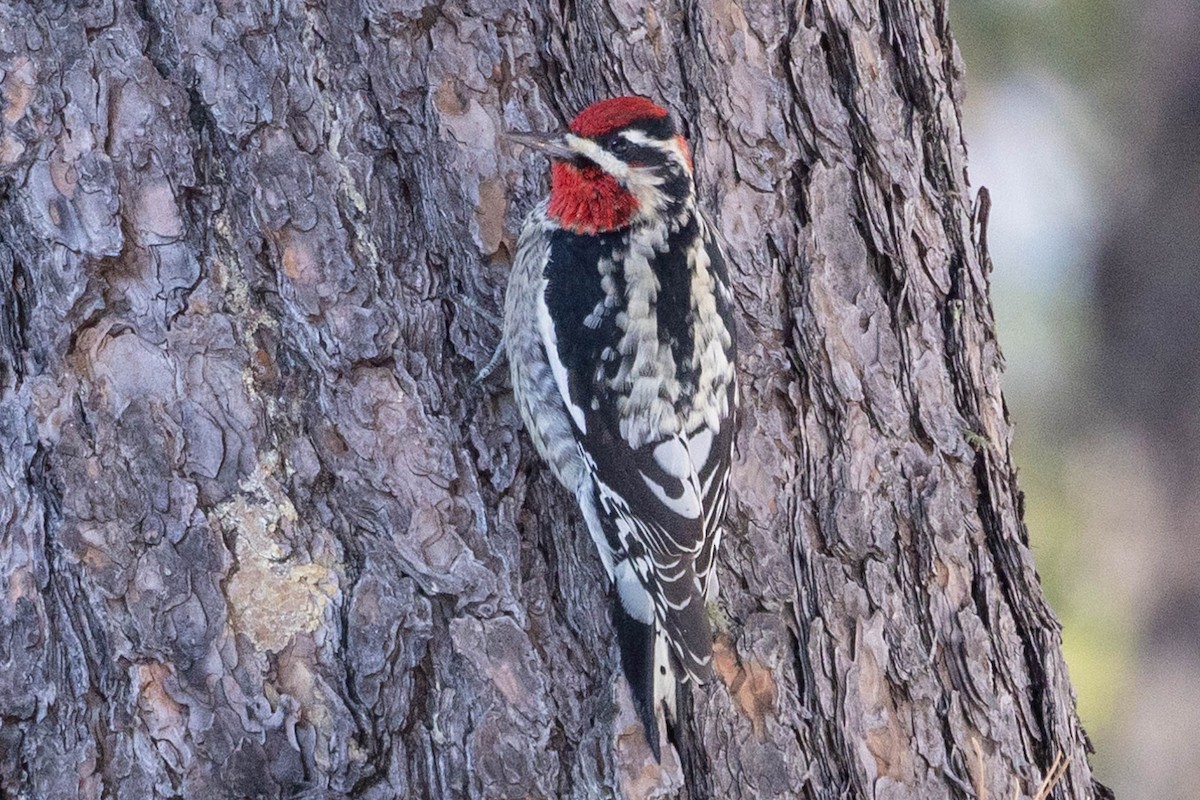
[
  {"left": 953, "top": 0, "right": 1200, "bottom": 797},
  {"left": 1093, "top": 1, "right": 1200, "bottom": 797}
]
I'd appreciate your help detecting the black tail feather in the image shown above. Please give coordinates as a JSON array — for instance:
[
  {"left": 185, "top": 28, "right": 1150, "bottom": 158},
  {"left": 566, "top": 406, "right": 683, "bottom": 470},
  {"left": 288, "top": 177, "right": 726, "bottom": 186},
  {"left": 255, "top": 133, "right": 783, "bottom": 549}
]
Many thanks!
[
  {"left": 611, "top": 595, "right": 661, "bottom": 761},
  {"left": 666, "top": 680, "right": 712, "bottom": 799}
]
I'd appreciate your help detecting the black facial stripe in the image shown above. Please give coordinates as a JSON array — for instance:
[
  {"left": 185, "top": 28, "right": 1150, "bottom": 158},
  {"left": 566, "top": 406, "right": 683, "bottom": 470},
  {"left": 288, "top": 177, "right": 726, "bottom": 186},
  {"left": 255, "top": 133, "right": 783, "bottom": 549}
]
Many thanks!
[
  {"left": 592, "top": 116, "right": 677, "bottom": 156},
  {"left": 627, "top": 116, "right": 675, "bottom": 140},
  {"left": 621, "top": 144, "right": 673, "bottom": 167}
]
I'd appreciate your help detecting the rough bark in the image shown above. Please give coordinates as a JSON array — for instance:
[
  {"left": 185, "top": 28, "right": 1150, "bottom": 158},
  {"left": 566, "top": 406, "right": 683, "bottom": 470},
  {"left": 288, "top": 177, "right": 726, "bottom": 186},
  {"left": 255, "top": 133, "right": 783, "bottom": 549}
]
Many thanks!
[{"left": 0, "top": 1, "right": 1104, "bottom": 798}]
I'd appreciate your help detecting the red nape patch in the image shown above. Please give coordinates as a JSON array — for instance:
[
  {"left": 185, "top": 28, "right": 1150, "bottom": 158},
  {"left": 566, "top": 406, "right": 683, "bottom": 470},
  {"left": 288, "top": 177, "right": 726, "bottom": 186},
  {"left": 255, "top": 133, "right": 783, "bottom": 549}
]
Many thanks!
[
  {"left": 674, "top": 134, "right": 693, "bottom": 170},
  {"left": 548, "top": 161, "right": 639, "bottom": 233},
  {"left": 569, "top": 96, "right": 669, "bottom": 138}
]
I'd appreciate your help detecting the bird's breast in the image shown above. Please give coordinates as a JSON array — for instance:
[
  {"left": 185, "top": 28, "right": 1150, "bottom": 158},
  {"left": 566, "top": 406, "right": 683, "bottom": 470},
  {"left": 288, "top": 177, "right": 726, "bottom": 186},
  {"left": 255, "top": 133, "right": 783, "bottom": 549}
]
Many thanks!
[{"left": 543, "top": 210, "right": 735, "bottom": 447}]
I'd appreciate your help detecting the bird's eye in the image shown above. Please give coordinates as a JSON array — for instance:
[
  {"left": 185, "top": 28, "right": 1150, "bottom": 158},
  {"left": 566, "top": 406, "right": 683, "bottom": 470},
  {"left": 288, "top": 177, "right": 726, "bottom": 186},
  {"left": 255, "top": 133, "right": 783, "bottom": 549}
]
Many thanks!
[{"left": 608, "top": 136, "right": 632, "bottom": 156}]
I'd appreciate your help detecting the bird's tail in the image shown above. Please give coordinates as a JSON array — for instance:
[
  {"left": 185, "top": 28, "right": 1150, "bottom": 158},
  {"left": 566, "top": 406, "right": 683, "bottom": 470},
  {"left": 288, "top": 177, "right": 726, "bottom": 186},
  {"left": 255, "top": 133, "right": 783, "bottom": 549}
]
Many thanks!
[
  {"left": 612, "top": 595, "right": 712, "bottom": 760},
  {"left": 612, "top": 593, "right": 665, "bottom": 760}
]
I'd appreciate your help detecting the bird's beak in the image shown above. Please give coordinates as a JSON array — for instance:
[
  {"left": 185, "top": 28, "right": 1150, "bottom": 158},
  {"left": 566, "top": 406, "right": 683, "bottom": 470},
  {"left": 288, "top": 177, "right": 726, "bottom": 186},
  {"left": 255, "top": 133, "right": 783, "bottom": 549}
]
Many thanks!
[{"left": 506, "top": 131, "right": 576, "bottom": 161}]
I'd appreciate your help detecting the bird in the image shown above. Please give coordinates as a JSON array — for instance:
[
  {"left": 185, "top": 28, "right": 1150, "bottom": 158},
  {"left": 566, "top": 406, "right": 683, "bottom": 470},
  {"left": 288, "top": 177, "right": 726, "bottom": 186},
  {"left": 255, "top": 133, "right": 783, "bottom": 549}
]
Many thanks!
[{"left": 502, "top": 96, "right": 738, "bottom": 759}]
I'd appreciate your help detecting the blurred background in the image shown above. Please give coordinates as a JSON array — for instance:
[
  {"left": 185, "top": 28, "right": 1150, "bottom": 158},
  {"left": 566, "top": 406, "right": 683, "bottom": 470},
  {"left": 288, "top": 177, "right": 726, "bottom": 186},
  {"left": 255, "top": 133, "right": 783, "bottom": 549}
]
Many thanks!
[{"left": 951, "top": 0, "right": 1199, "bottom": 796}]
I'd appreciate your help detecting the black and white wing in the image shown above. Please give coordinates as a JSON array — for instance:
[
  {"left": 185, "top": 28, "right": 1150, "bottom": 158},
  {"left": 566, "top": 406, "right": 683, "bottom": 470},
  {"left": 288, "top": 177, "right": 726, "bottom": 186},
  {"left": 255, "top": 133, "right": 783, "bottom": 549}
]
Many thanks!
[{"left": 539, "top": 213, "right": 738, "bottom": 683}]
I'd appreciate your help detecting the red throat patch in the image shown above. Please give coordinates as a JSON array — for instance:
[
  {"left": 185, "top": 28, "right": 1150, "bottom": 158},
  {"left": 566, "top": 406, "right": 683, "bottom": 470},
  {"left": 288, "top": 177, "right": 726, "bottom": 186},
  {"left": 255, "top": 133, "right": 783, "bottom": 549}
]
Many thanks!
[
  {"left": 548, "top": 161, "right": 639, "bottom": 234},
  {"left": 569, "top": 96, "right": 669, "bottom": 137},
  {"left": 546, "top": 96, "right": 669, "bottom": 232}
]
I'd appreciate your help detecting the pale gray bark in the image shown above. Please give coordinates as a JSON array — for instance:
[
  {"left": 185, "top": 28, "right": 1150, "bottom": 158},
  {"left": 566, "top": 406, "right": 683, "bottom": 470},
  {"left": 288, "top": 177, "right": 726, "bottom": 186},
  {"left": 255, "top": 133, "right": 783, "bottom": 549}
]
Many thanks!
[{"left": 0, "top": 1, "right": 1105, "bottom": 798}]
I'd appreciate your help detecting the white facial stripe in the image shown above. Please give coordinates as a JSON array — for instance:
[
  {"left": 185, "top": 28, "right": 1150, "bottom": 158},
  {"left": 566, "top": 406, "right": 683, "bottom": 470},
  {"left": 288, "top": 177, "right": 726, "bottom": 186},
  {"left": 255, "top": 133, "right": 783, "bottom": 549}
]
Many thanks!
[{"left": 565, "top": 134, "right": 629, "bottom": 179}]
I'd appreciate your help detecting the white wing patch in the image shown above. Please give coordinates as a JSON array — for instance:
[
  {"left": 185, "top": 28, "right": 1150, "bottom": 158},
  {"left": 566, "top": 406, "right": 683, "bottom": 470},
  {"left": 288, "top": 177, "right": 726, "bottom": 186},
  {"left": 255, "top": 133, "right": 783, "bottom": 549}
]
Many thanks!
[
  {"left": 685, "top": 427, "right": 714, "bottom": 472},
  {"left": 640, "top": 470, "right": 701, "bottom": 519},
  {"left": 652, "top": 436, "right": 692, "bottom": 478},
  {"left": 638, "top": 426, "right": 720, "bottom": 522},
  {"left": 615, "top": 558, "right": 654, "bottom": 624}
]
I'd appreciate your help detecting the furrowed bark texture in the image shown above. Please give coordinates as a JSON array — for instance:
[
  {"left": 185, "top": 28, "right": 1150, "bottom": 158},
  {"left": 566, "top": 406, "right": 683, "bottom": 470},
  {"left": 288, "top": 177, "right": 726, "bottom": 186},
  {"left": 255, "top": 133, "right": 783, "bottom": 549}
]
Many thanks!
[{"left": 0, "top": 1, "right": 1104, "bottom": 798}]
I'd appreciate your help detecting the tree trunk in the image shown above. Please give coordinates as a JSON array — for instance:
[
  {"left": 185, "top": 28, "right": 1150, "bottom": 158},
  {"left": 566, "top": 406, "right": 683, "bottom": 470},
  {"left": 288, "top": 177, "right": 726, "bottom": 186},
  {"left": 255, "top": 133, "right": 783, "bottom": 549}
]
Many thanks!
[{"left": 0, "top": 1, "right": 1106, "bottom": 798}]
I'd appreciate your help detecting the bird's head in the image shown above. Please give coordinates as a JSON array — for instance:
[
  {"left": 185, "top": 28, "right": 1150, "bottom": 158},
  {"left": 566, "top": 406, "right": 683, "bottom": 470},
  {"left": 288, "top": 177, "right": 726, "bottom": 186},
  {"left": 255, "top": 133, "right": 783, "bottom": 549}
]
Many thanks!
[{"left": 510, "top": 97, "right": 695, "bottom": 234}]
